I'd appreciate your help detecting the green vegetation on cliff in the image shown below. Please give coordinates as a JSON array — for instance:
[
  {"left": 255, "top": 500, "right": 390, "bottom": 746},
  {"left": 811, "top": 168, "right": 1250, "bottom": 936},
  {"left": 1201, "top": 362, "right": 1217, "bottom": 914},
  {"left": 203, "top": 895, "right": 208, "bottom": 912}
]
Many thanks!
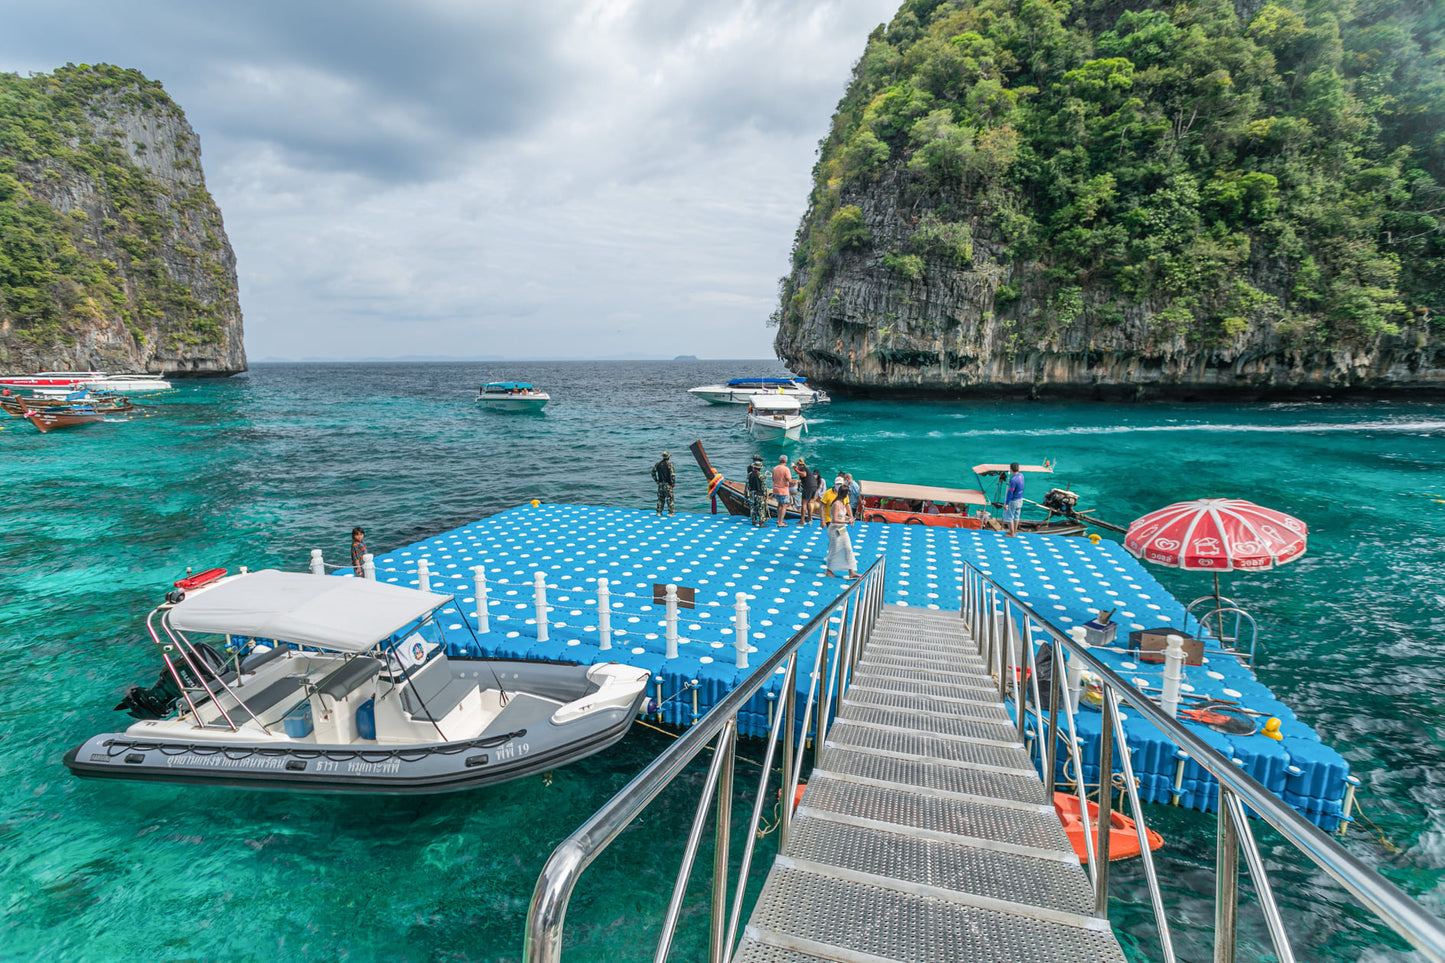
[
  {"left": 777, "top": 0, "right": 1444, "bottom": 348},
  {"left": 0, "top": 64, "right": 234, "bottom": 355}
]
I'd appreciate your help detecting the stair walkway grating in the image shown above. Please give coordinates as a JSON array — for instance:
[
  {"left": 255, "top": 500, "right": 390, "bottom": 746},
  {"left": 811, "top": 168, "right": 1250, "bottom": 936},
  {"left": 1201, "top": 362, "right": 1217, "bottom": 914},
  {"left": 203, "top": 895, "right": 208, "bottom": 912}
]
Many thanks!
[{"left": 733, "top": 605, "right": 1125, "bottom": 963}]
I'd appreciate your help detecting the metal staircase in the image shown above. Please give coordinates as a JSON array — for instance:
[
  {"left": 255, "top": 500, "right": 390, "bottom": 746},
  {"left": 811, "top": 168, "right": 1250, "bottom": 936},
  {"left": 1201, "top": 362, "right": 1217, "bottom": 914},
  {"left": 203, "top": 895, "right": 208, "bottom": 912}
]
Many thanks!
[{"left": 734, "top": 605, "right": 1125, "bottom": 963}]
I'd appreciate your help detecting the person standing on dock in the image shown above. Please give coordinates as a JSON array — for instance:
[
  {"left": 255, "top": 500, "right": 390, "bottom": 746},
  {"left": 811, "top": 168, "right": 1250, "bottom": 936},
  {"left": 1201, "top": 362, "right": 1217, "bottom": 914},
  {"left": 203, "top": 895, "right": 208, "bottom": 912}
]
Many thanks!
[
  {"left": 771, "top": 456, "right": 792, "bottom": 527},
  {"left": 651, "top": 451, "right": 676, "bottom": 516},
  {"left": 746, "top": 455, "right": 767, "bottom": 526},
  {"left": 797, "top": 462, "right": 818, "bottom": 526},
  {"left": 1004, "top": 462, "right": 1025, "bottom": 536},
  {"left": 824, "top": 478, "right": 859, "bottom": 579},
  {"left": 844, "top": 473, "right": 862, "bottom": 526},
  {"left": 350, "top": 527, "right": 367, "bottom": 577}
]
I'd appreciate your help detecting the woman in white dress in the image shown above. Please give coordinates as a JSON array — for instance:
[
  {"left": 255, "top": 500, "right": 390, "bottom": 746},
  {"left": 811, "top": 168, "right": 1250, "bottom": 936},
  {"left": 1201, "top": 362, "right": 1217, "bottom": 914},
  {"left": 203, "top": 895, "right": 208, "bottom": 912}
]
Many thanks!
[{"left": 824, "top": 480, "right": 860, "bottom": 579}]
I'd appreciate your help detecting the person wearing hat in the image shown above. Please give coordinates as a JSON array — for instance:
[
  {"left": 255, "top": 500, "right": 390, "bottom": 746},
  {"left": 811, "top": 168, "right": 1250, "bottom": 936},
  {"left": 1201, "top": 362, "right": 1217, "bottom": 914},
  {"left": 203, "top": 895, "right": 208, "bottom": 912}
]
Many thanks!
[
  {"left": 745, "top": 455, "right": 767, "bottom": 526},
  {"left": 651, "top": 451, "right": 676, "bottom": 516},
  {"left": 824, "top": 477, "right": 859, "bottom": 579}
]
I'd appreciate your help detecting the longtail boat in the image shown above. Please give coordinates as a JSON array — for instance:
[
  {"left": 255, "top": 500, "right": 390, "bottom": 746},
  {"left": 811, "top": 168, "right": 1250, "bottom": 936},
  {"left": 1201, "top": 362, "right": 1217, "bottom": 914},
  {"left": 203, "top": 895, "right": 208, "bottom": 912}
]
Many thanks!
[{"left": 23, "top": 406, "right": 108, "bottom": 432}]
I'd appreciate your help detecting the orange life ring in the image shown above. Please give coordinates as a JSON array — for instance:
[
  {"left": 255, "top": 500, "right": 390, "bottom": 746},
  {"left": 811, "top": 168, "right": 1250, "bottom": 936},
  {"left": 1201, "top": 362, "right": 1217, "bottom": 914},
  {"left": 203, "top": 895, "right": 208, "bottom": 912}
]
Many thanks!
[{"left": 1054, "top": 792, "right": 1163, "bottom": 863}]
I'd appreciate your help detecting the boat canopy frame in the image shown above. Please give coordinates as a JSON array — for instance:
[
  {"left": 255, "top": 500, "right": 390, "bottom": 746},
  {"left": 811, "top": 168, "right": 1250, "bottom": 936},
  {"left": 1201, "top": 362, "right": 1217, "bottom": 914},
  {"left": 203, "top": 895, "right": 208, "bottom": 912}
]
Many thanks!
[{"left": 857, "top": 480, "right": 988, "bottom": 507}]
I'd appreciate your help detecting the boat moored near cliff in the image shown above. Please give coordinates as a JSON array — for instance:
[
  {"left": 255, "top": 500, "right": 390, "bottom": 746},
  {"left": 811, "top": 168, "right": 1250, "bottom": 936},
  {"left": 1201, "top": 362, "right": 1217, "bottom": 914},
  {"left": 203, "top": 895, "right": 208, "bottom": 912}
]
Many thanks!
[
  {"left": 689, "top": 377, "right": 828, "bottom": 405},
  {"left": 745, "top": 395, "right": 807, "bottom": 441}
]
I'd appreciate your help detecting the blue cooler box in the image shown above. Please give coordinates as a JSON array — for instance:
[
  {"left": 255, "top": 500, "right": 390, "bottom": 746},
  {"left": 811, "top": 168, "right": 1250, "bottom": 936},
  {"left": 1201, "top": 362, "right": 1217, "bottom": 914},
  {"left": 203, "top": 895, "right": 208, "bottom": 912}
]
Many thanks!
[{"left": 282, "top": 701, "right": 313, "bottom": 738}]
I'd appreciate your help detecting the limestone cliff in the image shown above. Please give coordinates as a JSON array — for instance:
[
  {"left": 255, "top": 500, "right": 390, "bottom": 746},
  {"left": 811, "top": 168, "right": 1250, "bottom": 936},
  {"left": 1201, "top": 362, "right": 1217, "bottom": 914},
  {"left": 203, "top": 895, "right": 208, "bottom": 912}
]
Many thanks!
[
  {"left": 0, "top": 65, "right": 245, "bottom": 376},
  {"left": 773, "top": 0, "right": 1445, "bottom": 398}
]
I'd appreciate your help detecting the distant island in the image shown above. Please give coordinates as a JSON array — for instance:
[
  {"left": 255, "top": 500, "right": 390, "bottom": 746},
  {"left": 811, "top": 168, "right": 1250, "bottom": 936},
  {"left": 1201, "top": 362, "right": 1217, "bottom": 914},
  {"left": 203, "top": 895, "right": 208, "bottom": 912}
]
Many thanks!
[
  {"left": 773, "top": 0, "right": 1445, "bottom": 398},
  {"left": 673, "top": 355, "right": 699, "bottom": 361},
  {"left": 0, "top": 64, "right": 245, "bottom": 376}
]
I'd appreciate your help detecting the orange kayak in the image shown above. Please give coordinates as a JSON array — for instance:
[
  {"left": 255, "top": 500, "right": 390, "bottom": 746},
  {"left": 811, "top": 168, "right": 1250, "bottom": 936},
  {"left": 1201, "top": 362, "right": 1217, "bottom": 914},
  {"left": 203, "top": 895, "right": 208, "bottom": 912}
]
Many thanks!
[{"left": 1054, "top": 792, "right": 1164, "bottom": 863}]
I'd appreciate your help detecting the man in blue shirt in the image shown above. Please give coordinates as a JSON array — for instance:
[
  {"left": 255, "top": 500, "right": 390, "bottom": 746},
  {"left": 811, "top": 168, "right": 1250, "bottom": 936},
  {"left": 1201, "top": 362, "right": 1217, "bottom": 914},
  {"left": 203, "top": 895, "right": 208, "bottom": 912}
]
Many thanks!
[{"left": 1004, "top": 463, "right": 1024, "bottom": 536}]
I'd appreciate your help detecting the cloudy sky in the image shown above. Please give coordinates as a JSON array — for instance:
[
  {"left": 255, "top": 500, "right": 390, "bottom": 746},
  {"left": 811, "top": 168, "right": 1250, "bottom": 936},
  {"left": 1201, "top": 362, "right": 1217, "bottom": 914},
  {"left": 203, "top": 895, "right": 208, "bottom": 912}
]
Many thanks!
[{"left": 2, "top": 0, "right": 897, "bottom": 361}]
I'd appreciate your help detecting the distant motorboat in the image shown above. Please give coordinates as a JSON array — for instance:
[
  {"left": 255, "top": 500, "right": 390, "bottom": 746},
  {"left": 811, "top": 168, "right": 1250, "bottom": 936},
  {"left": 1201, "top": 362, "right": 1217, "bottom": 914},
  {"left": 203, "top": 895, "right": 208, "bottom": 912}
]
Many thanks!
[
  {"left": 0, "top": 371, "right": 107, "bottom": 391},
  {"left": 477, "top": 382, "right": 550, "bottom": 412},
  {"left": 745, "top": 394, "right": 807, "bottom": 441},
  {"left": 689, "top": 377, "right": 828, "bottom": 405},
  {"left": 31, "top": 374, "right": 170, "bottom": 395}
]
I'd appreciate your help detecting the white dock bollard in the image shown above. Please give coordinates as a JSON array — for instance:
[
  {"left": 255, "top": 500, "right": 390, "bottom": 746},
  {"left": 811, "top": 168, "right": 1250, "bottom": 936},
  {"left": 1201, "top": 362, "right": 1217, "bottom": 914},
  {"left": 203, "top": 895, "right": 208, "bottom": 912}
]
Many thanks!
[
  {"left": 473, "top": 564, "right": 490, "bottom": 633},
  {"left": 665, "top": 584, "right": 679, "bottom": 659},
  {"left": 1065, "top": 625, "right": 1089, "bottom": 711},
  {"left": 416, "top": 557, "right": 431, "bottom": 593},
  {"left": 534, "top": 572, "right": 549, "bottom": 642},
  {"left": 362, "top": 553, "right": 375, "bottom": 581},
  {"left": 1161, "top": 634, "right": 1185, "bottom": 719},
  {"left": 597, "top": 578, "right": 612, "bottom": 651},
  {"left": 309, "top": 549, "right": 325, "bottom": 575},
  {"left": 734, "top": 592, "right": 751, "bottom": 668}
]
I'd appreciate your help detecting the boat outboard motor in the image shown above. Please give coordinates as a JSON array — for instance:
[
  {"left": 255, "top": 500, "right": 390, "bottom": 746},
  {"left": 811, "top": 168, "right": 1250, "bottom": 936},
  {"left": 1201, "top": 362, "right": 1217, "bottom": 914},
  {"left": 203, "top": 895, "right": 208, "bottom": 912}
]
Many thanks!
[
  {"left": 1042, "top": 488, "right": 1080, "bottom": 516},
  {"left": 114, "top": 641, "right": 228, "bottom": 719}
]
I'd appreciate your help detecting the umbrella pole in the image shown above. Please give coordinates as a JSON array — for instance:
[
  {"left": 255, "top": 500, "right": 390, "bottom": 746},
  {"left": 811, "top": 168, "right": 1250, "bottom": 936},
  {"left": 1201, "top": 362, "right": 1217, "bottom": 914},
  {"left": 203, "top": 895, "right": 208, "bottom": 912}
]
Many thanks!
[{"left": 1213, "top": 572, "right": 1223, "bottom": 645}]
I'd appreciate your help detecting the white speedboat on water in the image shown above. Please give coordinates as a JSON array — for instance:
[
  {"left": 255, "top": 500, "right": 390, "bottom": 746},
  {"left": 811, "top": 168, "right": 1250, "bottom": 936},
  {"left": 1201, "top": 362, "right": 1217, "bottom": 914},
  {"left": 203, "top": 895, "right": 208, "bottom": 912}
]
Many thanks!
[
  {"left": 0, "top": 370, "right": 107, "bottom": 390},
  {"left": 64, "top": 568, "right": 651, "bottom": 793},
  {"left": 33, "top": 373, "right": 170, "bottom": 396},
  {"left": 689, "top": 377, "right": 828, "bottom": 405},
  {"left": 477, "top": 382, "right": 550, "bottom": 412},
  {"left": 745, "top": 394, "right": 807, "bottom": 441}
]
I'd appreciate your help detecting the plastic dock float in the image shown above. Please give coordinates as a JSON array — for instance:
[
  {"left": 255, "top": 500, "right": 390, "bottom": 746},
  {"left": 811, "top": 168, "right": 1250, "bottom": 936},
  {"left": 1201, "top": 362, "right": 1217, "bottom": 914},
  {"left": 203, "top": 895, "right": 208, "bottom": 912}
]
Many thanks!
[
  {"left": 328, "top": 503, "right": 1350, "bottom": 829},
  {"left": 736, "top": 605, "right": 1124, "bottom": 963}
]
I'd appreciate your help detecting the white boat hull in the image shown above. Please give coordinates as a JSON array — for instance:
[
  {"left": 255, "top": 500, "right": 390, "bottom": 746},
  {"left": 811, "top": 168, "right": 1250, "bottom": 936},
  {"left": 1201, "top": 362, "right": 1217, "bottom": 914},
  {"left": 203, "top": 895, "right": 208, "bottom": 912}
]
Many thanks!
[
  {"left": 746, "top": 413, "right": 806, "bottom": 441},
  {"left": 690, "top": 386, "right": 828, "bottom": 405},
  {"left": 477, "top": 393, "right": 549, "bottom": 412}
]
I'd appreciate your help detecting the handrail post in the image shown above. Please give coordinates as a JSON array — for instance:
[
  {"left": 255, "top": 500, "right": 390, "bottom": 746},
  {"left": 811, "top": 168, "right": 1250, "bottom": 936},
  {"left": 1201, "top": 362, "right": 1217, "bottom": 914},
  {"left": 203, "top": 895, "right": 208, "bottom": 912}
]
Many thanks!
[
  {"left": 780, "top": 654, "right": 796, "bottom": 847},
  {"left": 1095, "top": 688, "right": 1114, "bottom": 915},
  {"left": 1216, "top": 785, "right": 1240, "bottom": 963},
  {"left": 597, "top": 578, "right": 612, "bottom": 650},
  {"left": 473, "top": 564, "right": 489, "bottom": 633},
  {"left": 1017, "top": 616, "right": 1031, "bottom": 743},
  {"left": 534, "top": 572, "right": 549, "bottom": 642},
  {"left": 309, "top": 548, "right": 325, "bottom": 575},
  {"left": 1045, "top": 637, "right": 1061, "bottom": 797},
  {"left": 1162, "top": 633, "right": 1185, "bottom": 718},
  {"left": 734, "top": 593, "right": 751, "bottom": 668},
  {"left": 710, "top": 720, "right": 736, "bottom": 963},
  {"left": 417, "top": 557, "right": 431, "bottom": 593},
  {"left": 362, "top": 552, "right": 376, "bottom": 580},
  {"left": 665, "top": 584, "right": 679, "bottom": 659}
]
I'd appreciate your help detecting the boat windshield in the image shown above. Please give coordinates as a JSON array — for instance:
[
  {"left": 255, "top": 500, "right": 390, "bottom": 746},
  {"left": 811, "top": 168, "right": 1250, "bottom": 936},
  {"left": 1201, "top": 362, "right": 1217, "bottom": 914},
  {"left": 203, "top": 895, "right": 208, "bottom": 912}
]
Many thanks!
[{"left": 481, "top": 382, "right": 536, "bottom": 392}]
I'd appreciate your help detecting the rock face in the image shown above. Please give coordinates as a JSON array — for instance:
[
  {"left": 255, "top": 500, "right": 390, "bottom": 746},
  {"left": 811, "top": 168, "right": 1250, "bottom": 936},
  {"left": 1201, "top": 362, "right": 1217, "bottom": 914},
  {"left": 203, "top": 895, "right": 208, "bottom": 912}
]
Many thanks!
[
  {"left": 772, "top": 1, "right": 1445, "bottom": 399},
  {"left": 0, "top": 65, "right": 245, "bottom": 376}
]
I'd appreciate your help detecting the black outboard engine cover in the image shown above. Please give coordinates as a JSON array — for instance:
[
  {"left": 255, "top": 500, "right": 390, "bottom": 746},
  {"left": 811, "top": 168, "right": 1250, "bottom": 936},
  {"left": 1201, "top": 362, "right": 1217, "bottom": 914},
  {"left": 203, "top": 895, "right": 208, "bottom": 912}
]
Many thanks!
[
  {"left": 1042, "top": 488, "right": 1080, "bottom": 513},
  {"left": 115, "top": 672, "right": 182, "bottom": 719}
]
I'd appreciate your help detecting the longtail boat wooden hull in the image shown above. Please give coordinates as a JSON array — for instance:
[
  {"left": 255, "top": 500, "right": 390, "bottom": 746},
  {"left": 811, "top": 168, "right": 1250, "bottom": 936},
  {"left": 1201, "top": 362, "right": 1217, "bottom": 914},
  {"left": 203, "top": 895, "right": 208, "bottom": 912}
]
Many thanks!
[
  {"left": 689, "top": 440, "right": 784, "bottom": 518},
  {"left": 24, "top": 409, "right": 107, "bottom": 432}
]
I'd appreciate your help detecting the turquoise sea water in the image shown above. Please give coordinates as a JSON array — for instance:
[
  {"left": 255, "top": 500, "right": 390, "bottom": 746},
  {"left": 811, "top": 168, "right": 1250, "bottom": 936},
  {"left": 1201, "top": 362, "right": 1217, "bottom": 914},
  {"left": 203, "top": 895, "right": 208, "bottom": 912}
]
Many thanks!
[{"left": 2, "top": 360, "right": 1444, "bottom": 962}]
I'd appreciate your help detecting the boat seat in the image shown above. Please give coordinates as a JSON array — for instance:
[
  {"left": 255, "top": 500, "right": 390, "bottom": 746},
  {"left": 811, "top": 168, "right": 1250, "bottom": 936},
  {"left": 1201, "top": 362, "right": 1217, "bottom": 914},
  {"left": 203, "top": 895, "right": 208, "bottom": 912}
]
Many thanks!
[
  {"left": 400, "top": 656, "right": 474, "bottom": 722},
  {"left": 314, "top": 657, "right": 382, "bottom": 702},
  {"left": 240, "top": 646, "right": 287, "bottom": 674},
  {"left": 234, "top": 675, "right": 308, "bottom": 717}
]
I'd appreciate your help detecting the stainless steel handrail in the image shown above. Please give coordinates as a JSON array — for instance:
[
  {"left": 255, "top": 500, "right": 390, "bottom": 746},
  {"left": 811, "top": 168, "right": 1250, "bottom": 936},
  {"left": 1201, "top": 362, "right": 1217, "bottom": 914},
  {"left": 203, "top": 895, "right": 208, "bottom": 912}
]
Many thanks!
[
  {"left": 523, "top": 555, "right": 888, "bottom": 962},
  {"left": 960, "top": 561, "right": 1445, "bottom": 962}
]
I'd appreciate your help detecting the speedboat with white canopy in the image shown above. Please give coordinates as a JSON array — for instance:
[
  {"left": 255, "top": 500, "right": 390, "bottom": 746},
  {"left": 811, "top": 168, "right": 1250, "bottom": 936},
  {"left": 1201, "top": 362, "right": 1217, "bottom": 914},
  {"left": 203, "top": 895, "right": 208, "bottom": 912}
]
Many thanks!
[
  {"left": 64, "top": 569, "right": 650, "bottom": 793},
  {"left": 744, "top": 394, "right": 807, "bottom": 441},
  {"left": 477, "top": 382, "right": 549, "bottom": 412},
  {"left": 688, "top": 377, "right": 829, "bottom": 405}
]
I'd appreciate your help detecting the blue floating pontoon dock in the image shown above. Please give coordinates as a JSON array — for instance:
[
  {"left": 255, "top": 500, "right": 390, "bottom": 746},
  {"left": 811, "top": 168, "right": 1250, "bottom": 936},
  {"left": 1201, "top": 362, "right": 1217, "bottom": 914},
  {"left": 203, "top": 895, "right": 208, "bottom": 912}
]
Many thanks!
[{"left": 350, "top": 503, "right": 1349, "bottom": 829}]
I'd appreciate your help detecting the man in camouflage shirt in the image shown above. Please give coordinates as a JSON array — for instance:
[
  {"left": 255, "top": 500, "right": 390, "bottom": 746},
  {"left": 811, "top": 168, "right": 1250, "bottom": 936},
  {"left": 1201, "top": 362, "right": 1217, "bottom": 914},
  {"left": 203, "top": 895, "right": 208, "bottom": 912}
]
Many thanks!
[
  {"left": 651, "top": 451, "right": 676, "bottom": 516},
  {"left": 745, "top": 455, "right": 767, "bottom": 526}
]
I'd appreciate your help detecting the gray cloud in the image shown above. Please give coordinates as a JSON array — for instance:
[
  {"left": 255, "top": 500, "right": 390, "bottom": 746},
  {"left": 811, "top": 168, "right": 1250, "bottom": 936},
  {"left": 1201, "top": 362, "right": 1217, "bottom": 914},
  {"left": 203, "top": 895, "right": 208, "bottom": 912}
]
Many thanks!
[{"left": 0, "top": 0, "right": 896, "bottom": 359}]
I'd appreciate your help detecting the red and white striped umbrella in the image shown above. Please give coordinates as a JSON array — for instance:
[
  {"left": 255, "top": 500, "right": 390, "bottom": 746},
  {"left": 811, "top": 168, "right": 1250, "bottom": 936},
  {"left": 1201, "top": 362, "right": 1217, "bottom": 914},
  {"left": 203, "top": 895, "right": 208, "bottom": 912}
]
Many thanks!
[{"left": 1124, "top": 498, "right": 1307, "bottom": 571}]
